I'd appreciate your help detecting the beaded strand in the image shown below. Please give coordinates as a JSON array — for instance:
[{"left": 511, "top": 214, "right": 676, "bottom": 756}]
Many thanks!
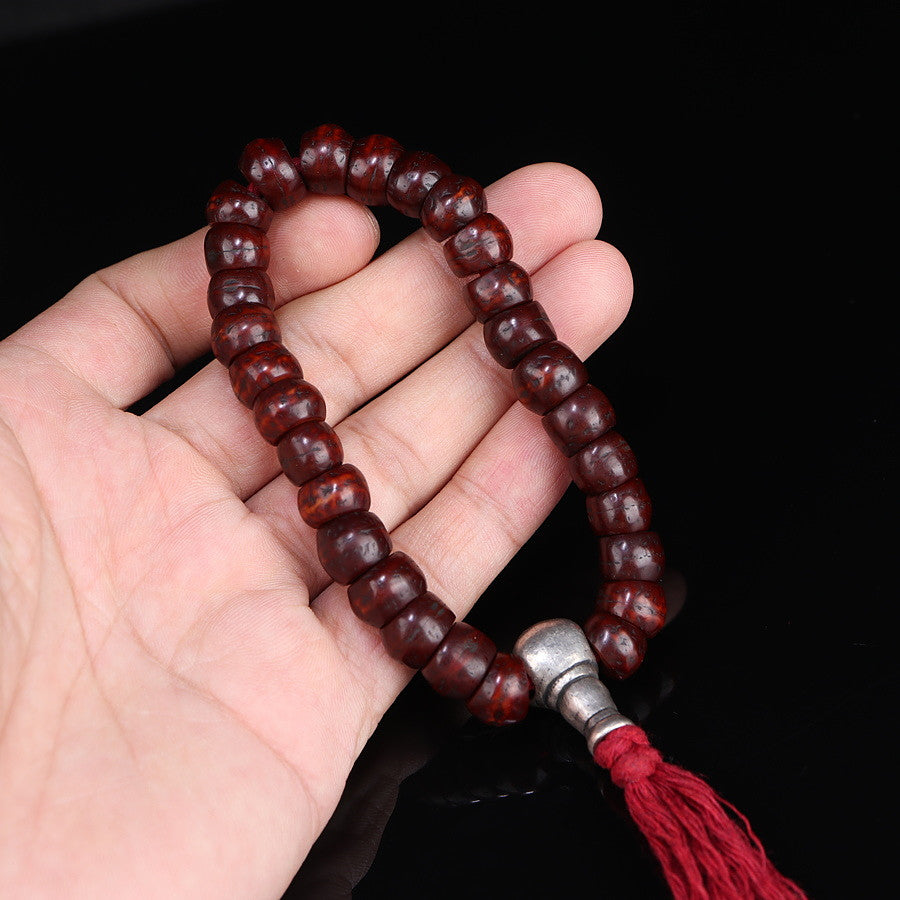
[{"left": 203, "top": 124, "right": 666, "bottom": 726}]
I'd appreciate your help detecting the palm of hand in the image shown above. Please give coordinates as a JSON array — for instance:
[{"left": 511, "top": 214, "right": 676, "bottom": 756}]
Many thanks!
[{"left": 0, "top": 165, "right": 630, "bottom": 897}]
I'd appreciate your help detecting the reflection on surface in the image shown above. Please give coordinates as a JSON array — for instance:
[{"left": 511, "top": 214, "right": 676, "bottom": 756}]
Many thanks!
[{"left": 284, "top": 571, "right": 684, "bottom": 899}]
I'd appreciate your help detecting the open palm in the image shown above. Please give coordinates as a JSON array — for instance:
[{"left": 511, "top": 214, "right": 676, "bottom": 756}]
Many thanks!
[{"left": 0, "top": 163, "right": 631, "bottom": 898}]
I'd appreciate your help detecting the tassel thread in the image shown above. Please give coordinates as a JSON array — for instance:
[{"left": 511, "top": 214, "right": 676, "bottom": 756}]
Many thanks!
[{"left": 594, "top": 725, "right": 807, "bottom": 900}]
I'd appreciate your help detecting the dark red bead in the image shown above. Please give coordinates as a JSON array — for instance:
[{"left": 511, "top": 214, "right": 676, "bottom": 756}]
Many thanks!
[
  {"left": 204, "top": 223, "right": 270, "bottom": 274},
  {"left": 542, "top": 384, "right": 616, "bottom": 456},
  {"left": 207, "top": 269, "right": 275, "bottom": 318},
  {"left": 239, "top": 137, "right": 307, "bottom": 211},
  {"left": 466, "top": 262, "right": 532, "bottom": 322},
  {"left": 210, "top": 304, "right": 280, "bottom": 366},
  {"left": 386, "top": 150, "right": 452, "bottom": 217},
  {"left": 347, "top": 551, "right": 427, "bottom": 627},
  {"left": 569, "top": 431, "right": 638, "bottom": 494},
  {"left": 483, "top": 301, "right": 556, "bottom": 369},
  {"left": 278, "top": 421, "right": 344, "bottom": 487},
  {"left": 420, "top": 174, "right": 487, "bottom": 241},
  {"left": 206, "top": 180, "right": 274, "bottom": 230},
  {"left": 228, "top": 342, "right": 302, "bottom": 408},
  {"left": 599, "top": 531, "right": 665, "bottom": 582},
  {"left": 297, "top": 124, "right": 353, "bottom": 195},
  {"left": 296, "top": 464, "right": 370, "bottom": 528},
  {"left": 584, "top": 611, "right": 647, "bottom": 680},
  {"left": 381, "top": 592, "right": 455, "bottom": 668},
  {"left": 346, "top": 134, "right": 405, "bottom": 205},
  {"left": 598, "top": 580, "right": 666, "bottom": 639},
  {"left": 512, "top": 341, "right": 590, "bottom": 415},
  {"left": 586, "top": 477, "right": 653, "bottom": 535},
  {"left": 316, "top": 510, "right": 392, "bottom": 585},
  {"left": 253, "top": 378, "right": 326, "bottom": 444},
  {"left": 465, "top": 653, "right": 532, "bottom": 725},
  {"left": 443, "top": 213, "right": 513, "bottom": 277},
  {"left": 422, "top": 623, "right": 497, "bottom": 700}
]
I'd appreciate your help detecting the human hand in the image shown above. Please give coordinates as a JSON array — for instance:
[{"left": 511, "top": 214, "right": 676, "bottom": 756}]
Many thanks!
[{"left": 0, "top": 162, "right": 632, "bottom": 898}]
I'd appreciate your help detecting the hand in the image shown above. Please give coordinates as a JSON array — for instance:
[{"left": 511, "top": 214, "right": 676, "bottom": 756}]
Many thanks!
[{"left": 0, "top": 163, "right": 631, "bottom": 898}]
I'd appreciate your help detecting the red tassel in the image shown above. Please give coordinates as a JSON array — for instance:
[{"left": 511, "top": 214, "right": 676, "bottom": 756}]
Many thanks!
[{"left": 593, "top": 725, "right": 807, "bottom": 900}]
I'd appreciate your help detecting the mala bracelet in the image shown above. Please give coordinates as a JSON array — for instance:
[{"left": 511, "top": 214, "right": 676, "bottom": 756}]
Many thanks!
[
  {"left": 200, "top": 126, "right": 811, "bottom": 899},
  {"left": 203, "top": 124, "right": 666, "bottom": 727}
]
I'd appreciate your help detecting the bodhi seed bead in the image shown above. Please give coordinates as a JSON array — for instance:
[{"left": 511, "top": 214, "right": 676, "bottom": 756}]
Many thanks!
[
  {"left": 381, "top": 592, "right": 455, "bottom": 668},
  {"left": 297, "top": 123, "right": 353, "bottom": 195},
  {"left": 420, "top": 174, "right": 487, "bottom": 241},
  {"left": 443, "top": 212, "right": 513, "bottom": 277},
  {"left": 228, "top": 342, "right": 301, "bottom": 408},
  {"left": 316, "top": 510, "right": 392, "bottom": 585},
  {"left": 210, "top": 305, "right": 280, "bottom": 366},
  {"left": 296, "top": 464, "right": 371, "bottom": 528},
  {"left": 569, "top": 431, "right": 638, "bottom": 494},
  {"left": 422, "top": 622, "right": 497, "bottom": 699},
  {"left": 239, "top": 137, "right": 307, "bottom": 210},
  {"left": 204, "top": 223, "right": 270, "bottom": 274},
  {"left": 598, "top": 531, "right": 665, "bottom": 582},
  {"left": 277, "top": 421, "right": 344, "bottom": 487},
  {"left": 346, "top": 134, "right": 405, "bottom": 205},
  {"left": 541, "top": 383, "right": 616, "bottom": 457},
  {"left": 584, "top": 611, "right": 647, "bottom": 680},
  {"left": 347, "top": 551, "right": 428, "bottom": 627},
  {"left": 465, "top": 262, "right": 532, "bottom": 322},
  {"left": 483, "top": 301, "right": 556, "bottom": 369},
  {"left": 207, "top": 269, "right": 275, "bottom": 318},
  {"left": 512, "top": 341, "right": 590, "bottom": 415},
  {"left": 598, "top": 580, "right": 667, "bottom": 639},
  {"left": 206, "top": 180, "right": 274, "bottom": 231},
  {"left": 253, "top": 378, "right": 326, "bottom": 444},
  {"left": 465, "top": 653, "right": 532, "bottom": 725},
  {"left": 386, "top": 150, "right": 452, "bottom": 217},
  {"left": 586, "top": 477, "right": 653, "bottom": 535}
]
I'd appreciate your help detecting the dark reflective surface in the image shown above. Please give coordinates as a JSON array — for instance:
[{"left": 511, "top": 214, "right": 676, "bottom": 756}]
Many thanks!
[{"left": 0, "top": 3, "right": 893, "bottom": 897}]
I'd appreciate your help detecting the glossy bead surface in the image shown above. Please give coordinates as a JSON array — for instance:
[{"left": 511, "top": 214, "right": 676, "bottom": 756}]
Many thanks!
[
  {"left": 296, "top": 464, "right": 370, "bottom": 528},
  {"left": 569, "top": 431, "right": 638, "bottom": 494},
  {"left": 211, "top": 304, "right": 280, "bottom": 365},
  {"left": 584, "top": 611, "right": 647, "bottom": 680},
  {"left": 465, "top": 653, "right": 532, "bottom": 725},
  {"left": 278, "top": 421, "right": 344, "bottom": 487},
  {"left": 297, "top": 124, "right": 353, "bottom": 195},
  {"left": 422, "top": 623, "right": 497, "bottom": 699},
  {"left": 587, "top": 477, "right": 652, "bottom": 535},
  {"left": 512, "top": 341, "right": 589, "bottom": 415},
  {"left": 598, "top": 580, "right": 666, "bottom": 639},
  {"left": 346, "top": 134, "right": 405, "bottom": 205},
  {"left": 229, "top": 342, "right": 301, "bottom": 407},
  {"left": 253, "top": 378, "right": 326, "bottom": 444},
  {"left": 443, "top": 213, "right": 513, "bottom": 277},
  {"left": 347, "top": 551, "right": 427, "bottom": 627},
  {"left": 207, "top": 269, "right": 275, "bottom": 318},
  {"left": 386, "top": 150, "right": 452, "bottom": 217},
  {"left": 483, "top": 301, "right": 556, "bottom": 368},
  {"left": 542, "top": 384, "right": 616, "bottom": 456},
  {"left": 420, "top": 174, "right": 486, "bottom": 241},
  {"left": 316, "top": 510, "right": 392, "bottom": 585},
  {"left": 599, "top": 531, "right": 665, "bottom": 582},
  {"left": 204, "top": 223, "right": 269, "bottom": 274},
  {"left": 206, "top": 180, "right": 274, "bottom": 230},
  {"left": 239, "top": 137, "right": 306, "bottom": 210},
  {"left": 466, "top": 262, "right": 532, "bottom": 322},
  {"left": 381, "top": 592, "right": 455, "bottom": 668}
]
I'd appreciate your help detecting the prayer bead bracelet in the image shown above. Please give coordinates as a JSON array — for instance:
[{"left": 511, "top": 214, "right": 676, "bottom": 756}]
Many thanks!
[
  {"left": 203, "top": 123, "right": 666, "bottom": 727},
  {"left": 199, "top": 127, "right": 811, "bottom": 900}
]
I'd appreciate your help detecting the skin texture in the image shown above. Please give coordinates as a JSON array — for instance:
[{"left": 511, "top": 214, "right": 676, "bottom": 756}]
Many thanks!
[{"left": 0, "top": 163, "right": 632, "bottom": 898}]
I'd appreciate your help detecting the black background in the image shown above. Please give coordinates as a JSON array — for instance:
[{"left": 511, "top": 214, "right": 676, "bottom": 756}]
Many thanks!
[{"left": 0, "top": 2, "right": 895, "bottom": 897}]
